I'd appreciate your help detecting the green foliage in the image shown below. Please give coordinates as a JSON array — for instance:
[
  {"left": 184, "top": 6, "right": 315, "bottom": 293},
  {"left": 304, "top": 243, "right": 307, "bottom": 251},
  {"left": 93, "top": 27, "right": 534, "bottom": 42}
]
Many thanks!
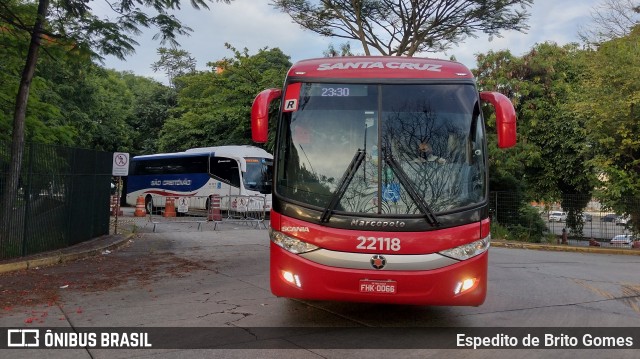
[
  {"left": 475, "top": 43, "right": 597, "bottom": 235},
  {"left": 1, "top": 0, "right": 234, "bottom": 235},
  {"left": 121, "top": 73, "right": 176, "bottom": 155},
  {"left": 1, "top": 22, "right": 173, "bottom": 153},
  {"left": 323, "top": 42, "right": 354, "bottom": 57},
  {"left": 490, "top": 221, "right": 510, "bottom": 241},
  {"left": 0, "top": 7, "right": 79, "bottom": 146},
  {"left": 490, "top": 205, "right": 547, "bottom": 243},
  {"left": 158, "top": 45, "right": 291, "bottom": 152},
  {"left": 152, "top": 47, "right": 197, "bottom": 88},
  {"left": 574, "top": 26, "right": 640, "bottom": 233}
]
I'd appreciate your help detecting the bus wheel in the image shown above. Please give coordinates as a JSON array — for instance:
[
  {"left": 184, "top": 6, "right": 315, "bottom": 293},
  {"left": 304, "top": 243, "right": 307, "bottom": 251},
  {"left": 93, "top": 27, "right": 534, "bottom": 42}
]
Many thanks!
[{"left": 145, "top": 195, "right": 155, "bottom": 214}]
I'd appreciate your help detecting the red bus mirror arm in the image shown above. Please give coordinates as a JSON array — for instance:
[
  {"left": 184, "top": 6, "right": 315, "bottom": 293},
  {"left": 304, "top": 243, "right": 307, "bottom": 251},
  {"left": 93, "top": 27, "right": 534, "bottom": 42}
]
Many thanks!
[
  {"left": 251, "top": 88, "right": 283, "bottom": 143},
  {"left": 479, "top": 91, "right": 517, "bottom": 148}
]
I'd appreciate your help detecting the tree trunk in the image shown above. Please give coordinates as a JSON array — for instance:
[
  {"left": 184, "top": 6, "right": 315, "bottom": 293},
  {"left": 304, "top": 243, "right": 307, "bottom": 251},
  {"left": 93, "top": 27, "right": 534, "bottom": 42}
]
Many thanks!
[{"left": 0, "top": 0, "right": 49, "bottom": 242}]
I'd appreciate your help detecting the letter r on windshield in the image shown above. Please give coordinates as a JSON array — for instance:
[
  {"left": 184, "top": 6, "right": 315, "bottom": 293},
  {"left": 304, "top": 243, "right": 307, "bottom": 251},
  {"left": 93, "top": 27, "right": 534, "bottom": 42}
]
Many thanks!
[{"left": 284, "top": 99, "right": 297, "bottom": 112}]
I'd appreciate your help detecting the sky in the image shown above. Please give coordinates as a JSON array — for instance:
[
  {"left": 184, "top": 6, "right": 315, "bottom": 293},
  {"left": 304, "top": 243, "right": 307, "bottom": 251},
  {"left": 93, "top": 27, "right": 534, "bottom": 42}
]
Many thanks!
[{"left": 100, "top": 0, "right": 603, "bottom": 84}]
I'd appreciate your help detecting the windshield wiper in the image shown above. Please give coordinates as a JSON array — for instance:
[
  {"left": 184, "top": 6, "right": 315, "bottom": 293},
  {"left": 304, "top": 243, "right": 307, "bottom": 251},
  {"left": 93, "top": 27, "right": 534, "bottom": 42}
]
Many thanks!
[
  {"left": 382, "top": 147, "right": 440, "bottom": 227},
  {"left": 320, "top": 149, "right": 366, "bottom": 223}
]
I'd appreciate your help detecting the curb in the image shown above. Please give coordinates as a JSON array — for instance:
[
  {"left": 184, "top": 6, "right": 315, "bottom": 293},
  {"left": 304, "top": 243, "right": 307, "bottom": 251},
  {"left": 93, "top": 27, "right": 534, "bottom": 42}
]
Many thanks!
[
  {"left": 491, "top": 241, "right": 640, "bottom": 256},
  {"left": 0, "top": 234, "right": 135, "bottom": 275}
]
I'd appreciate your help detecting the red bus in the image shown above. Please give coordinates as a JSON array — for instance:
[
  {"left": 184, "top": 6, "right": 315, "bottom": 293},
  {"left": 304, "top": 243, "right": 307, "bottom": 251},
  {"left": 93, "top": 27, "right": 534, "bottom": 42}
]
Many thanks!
[{"left": 251, "top": 57, "right": 516, "bottom": 306}]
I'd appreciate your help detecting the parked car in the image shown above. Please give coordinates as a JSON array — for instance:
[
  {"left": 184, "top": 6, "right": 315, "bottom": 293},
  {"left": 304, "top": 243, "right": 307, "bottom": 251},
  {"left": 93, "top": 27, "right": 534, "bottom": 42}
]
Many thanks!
[
  {"left": 615, "top": 215, "right": 630, "bottom": 226},
  {"left": 581, "top": 213, "right": 592, "bottom": 222},
  {"left": 549, "top": 211, "right": 567, "bottom": 222},
  {"left": 610, "top": 234, "right": 635, "bottom": 248},
  {"left": 600, "top": 214, "right": 618, "bottom": 222}
]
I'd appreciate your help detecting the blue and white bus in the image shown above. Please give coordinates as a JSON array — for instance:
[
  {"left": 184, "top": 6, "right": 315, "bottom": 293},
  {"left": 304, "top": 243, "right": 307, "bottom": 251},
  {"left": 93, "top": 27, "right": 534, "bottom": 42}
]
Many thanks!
[{"left": 126, "top": 145, "right": 273, "bottom": 214}]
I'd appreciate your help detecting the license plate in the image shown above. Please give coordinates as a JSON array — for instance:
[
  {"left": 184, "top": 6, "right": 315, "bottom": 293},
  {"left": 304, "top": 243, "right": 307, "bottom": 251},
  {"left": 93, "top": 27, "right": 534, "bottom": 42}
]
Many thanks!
[{"left": 359, "top": 280, "right": 397, "bottom": 294}]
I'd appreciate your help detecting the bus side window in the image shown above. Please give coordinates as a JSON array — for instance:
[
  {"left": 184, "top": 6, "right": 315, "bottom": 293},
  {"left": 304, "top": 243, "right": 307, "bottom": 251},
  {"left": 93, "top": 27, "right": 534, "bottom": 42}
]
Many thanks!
[{"left": 211, "top": 156, "right": 241, "bottom": 188}]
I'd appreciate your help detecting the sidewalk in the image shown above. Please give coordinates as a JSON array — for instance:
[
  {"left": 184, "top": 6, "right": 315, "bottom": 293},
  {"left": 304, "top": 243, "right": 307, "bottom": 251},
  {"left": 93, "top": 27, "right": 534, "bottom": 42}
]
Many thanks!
[
  {"left": 0, "top": 232, "right": 135, "bottom": 275},
  {"left": 0, "top": 206, "right": 266, "bottom": 275},
  {"left": 491, "top": 239, "right": 640, "bottom": 255}
]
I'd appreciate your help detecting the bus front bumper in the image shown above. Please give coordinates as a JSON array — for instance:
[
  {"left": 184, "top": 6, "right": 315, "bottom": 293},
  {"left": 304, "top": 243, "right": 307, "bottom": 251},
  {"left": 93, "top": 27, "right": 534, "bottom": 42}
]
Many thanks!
[{"left": 270, "top": 242, "right": 488, "bottom": 306}]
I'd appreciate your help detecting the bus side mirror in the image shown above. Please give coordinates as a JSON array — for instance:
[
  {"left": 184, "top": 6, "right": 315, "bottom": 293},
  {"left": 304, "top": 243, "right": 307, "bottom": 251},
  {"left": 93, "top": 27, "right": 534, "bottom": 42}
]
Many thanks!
[
  {"left": 479, "top": 91, "right": 517, "bottom": 148},
  {"left": 251, "top": 88, "right": 282, "bottom": 143}
]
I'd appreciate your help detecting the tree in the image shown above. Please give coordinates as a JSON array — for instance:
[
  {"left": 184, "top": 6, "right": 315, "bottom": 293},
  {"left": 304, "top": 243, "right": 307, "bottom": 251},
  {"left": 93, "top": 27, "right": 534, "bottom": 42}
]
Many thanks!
[
  {"left": 158, "top": 45, "right": 291, "bottom": 152},
  {"left": 0, "top": 0, "right": 232, "bottom": 239},
  {"left": 152, "top": 47, "right": 197, "bottom": 88},
  {"left": 578, "top": 0, "right": 640, "bottom": 46},
  {"left": 271, "top": 0, "right": 533, "bottom": 56},
  {"left": 575, "top": 27, "right": 640, "bottom": 233},
  {"left": 0, "top": 2, "right": 77, "bottom": 146},
  {"left": 475, "top": 43, "right": 597, "bottom": 237},
  {"left": 121, "top": 72, "right": 176, "bottom": 155},
  {"left": 80, "top": 69, "right": 136, "bottom": 152},
  {"left": 323, "top": 42, "right": 354, "bottom": 57}
]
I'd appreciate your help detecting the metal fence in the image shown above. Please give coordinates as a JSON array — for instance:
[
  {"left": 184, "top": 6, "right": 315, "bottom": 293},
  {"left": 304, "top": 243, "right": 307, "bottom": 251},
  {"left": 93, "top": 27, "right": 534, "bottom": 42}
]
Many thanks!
[
  {"left": 0, "top": 141, "right": 112, "bottom": 259},
  {"left": 140, "top": 194, "right": 268, "bottom": 232},
  {"left": 489, "top": 191, "right": 639, "bottom": 246}
]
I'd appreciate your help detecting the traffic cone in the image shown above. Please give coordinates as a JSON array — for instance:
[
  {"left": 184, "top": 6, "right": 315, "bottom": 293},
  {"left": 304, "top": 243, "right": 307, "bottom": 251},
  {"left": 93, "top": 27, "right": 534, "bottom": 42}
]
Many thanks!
[
  {"left": 208, "top": 194, "right": 222, "bottom": 221},
  {"left": 134, "top": 195, "right": 146, "bottom": 217},
  {"left": 163, "top": 197, "right": 177, "bottom": 217}
]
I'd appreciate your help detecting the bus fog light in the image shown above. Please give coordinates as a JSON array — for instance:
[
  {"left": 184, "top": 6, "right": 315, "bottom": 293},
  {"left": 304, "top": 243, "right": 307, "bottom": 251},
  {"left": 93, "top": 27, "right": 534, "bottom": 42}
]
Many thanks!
[
  {"left": 454, "top": 278, "right": 477, "bottom": 295},
  {"left": 282, "top": 270, "right": 302, "bottom": 288}
]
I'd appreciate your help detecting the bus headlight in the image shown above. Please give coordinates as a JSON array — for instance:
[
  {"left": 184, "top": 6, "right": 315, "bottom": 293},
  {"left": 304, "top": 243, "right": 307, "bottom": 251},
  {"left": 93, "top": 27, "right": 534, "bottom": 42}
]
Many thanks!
[
  {"left": 270, "top": 228, "right": 319, "bottom": 254},
  {"left": 439, "top": 235, "right": 490, "bottom": 261}
]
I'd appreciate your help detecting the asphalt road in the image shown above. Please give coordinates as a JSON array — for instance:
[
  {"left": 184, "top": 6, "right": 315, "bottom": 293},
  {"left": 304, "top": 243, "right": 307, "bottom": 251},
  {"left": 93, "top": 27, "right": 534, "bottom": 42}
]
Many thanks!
[{"left": 1, "top": 219, "right": 639, "bottom": 358}]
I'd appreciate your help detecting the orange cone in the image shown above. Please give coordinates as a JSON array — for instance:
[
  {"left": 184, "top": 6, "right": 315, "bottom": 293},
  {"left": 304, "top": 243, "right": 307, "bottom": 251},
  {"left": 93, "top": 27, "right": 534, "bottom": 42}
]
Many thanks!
[
  {"left": 134, "top": 195, "right": 146, "bottom": 217},
  {"left": 163, "top": 197, "right": 177, "bottom": 217}
]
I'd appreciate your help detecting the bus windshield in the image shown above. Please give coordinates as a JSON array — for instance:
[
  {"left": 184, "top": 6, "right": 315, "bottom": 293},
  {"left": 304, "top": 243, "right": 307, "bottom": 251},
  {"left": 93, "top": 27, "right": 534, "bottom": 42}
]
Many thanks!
[
  {"left": 276, "top": 83, "right": 486, "bottom": 215},
  {"left": 243, "top": 157, "right": 273, "bottom": 194}
]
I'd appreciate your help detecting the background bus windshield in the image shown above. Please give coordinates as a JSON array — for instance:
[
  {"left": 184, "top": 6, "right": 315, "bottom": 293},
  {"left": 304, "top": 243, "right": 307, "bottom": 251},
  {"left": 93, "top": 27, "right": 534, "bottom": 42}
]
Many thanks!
[
  {"left": 276, "top": 83, "right": 486, "bottom": 215},
  {"left": 244, "top": 157, "right": 273, "bottom": 193}
]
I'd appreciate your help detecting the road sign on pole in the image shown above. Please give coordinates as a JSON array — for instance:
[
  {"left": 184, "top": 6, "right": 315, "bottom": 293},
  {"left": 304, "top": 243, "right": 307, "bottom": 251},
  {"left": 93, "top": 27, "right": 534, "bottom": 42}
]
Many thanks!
[{"left": 112, "top": 152, "right": 130, "bottom": 176}]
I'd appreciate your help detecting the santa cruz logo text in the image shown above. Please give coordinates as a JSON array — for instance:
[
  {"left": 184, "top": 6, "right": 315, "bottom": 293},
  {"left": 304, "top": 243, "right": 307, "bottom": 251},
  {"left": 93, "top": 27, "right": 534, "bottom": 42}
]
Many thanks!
[{"left": 317, "top": 61, "right": 442, "bottom": 72}]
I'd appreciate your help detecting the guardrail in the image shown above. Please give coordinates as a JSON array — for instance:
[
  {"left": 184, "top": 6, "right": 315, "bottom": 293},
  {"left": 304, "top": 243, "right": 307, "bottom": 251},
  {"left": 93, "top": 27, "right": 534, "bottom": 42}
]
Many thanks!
[{"left": 145, "top": 194, "right": 268, "bottom": 232}]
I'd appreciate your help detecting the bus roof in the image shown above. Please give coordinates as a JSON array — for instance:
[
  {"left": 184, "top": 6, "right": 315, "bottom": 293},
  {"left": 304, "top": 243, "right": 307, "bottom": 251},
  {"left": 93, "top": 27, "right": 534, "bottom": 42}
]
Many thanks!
[
  {"left": 132, "top": 152, "right": 209, "bottom": 161},
  {"left": 185, "top": 145, "right": 272, "bottom": 159},
  {"left": 286, "top": 56, "right": 474, "bottom": 80},
  {"left": 133, "top": 145, "right": 272, "bottom": 161}
]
